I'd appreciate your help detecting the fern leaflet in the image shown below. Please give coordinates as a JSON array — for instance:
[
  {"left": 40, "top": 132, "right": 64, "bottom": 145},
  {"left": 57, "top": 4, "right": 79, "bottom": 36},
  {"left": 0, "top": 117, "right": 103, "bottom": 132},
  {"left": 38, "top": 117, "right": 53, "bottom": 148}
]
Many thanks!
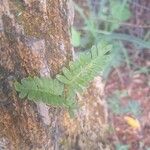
[
  {"left": 15, "top": 77, "right": 66, "bottom": 106},
  {"left": 57, "top": 42, "right": 112, "bottom": 94}
]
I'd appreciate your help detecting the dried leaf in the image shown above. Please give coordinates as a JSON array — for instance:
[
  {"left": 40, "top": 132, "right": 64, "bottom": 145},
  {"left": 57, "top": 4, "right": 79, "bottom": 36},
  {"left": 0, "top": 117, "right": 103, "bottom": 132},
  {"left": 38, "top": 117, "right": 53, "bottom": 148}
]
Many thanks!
[{"left": 124, "top": 116, "right": 140, "bottom": 130}]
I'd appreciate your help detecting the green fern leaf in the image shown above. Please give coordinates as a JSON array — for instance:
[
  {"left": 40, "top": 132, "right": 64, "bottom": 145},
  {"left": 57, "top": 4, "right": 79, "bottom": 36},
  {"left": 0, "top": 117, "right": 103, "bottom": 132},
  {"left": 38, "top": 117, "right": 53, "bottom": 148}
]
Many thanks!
[
  {"left": 57, "top": 42, "right": 112, "bottom": 93},
  {"left": 15, "top": 77, "right": 66, "bottom": 106},
  {"left": 15, "top": 42, "right": 112, "bottom": 111}
]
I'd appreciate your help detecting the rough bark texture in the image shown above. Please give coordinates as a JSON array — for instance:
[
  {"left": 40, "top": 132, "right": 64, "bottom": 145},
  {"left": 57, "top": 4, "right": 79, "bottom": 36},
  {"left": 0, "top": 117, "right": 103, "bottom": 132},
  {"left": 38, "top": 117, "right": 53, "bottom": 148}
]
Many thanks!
[{"left": 0, "top": 0, "right": 110, "bottom": 149}]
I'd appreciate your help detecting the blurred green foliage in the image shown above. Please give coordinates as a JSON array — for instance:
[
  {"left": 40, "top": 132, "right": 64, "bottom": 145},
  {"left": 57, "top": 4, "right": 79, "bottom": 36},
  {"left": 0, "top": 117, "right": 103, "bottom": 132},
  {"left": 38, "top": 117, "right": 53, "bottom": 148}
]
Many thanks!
[
  {"left": 115, "top": 142, "right": 129, "bottom": 150},
  {"left": 71, "top": 0, "right": 150, "bottom": 79},
  {"left": 107, "top": 90, "right": 141, "bottom": 117},
  {"left": 71, "top": 0, "right": 147, "bottom": 120}
]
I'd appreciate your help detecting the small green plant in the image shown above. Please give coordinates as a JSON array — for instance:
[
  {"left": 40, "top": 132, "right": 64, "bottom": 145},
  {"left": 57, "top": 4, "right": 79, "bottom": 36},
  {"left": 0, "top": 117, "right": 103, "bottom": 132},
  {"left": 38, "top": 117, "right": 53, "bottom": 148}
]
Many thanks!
[
  {"left": 115, "top": 142, "right": 129, "bottom": 150},
  {"left": 15, "top": 42, "right": 112, "bottom": 113},
  {"left": 107, "top": 90, "right": 141, "bottom": 117}
]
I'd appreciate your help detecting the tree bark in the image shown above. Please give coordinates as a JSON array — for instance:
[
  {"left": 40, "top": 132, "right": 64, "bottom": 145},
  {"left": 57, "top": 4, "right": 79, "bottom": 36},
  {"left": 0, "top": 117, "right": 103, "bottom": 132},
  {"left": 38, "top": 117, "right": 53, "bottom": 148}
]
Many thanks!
[{"left": 0, "top": 0, "right": 110, "bottom": 149}]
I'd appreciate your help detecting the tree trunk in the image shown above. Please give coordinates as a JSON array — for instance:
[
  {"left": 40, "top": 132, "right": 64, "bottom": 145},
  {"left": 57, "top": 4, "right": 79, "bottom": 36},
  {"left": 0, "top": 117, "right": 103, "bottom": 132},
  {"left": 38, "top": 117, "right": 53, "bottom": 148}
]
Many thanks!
[{"left": 0, "top": 0, "right": 110, "bottom": 149}]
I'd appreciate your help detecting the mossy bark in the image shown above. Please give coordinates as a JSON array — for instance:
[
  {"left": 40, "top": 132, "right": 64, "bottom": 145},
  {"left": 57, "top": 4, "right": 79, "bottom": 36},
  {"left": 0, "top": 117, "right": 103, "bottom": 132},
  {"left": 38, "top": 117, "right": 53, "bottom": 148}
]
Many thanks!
[{"left": 0, "top": 0, "right": 110, "bottom": 149}]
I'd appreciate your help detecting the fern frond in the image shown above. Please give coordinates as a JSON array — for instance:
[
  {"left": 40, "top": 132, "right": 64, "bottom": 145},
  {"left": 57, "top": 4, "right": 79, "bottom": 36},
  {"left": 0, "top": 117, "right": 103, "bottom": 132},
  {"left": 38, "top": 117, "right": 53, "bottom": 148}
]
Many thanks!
[
  {"left": 15, "top": 42, "right": 112, "bottom": 111},
  {"left": 57, "top": 42, "right": 112, "bottom": 93},
  {"left": 14, "top": 77, "right": 66, "bottom": 106}
]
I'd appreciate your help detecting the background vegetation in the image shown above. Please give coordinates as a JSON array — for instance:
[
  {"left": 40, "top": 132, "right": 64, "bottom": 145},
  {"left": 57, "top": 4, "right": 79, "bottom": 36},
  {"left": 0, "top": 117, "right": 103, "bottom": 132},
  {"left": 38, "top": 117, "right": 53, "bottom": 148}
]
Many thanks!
[{"left": 71, "top": 0, "right": 150, "bottom": 149}]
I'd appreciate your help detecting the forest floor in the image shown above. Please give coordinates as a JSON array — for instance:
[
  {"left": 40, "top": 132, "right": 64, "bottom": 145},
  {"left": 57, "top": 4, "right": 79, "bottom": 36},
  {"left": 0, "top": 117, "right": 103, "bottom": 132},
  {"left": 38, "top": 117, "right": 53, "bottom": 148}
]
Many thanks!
[
  {"left": 74, "top": 0, "right": 150, "bottom": 149},
  {"left": 105, "top": 0, "right": 150, "bottom": 149},
  {"left": 105, "top": 55, "right": 150, "bottom": 149}
]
